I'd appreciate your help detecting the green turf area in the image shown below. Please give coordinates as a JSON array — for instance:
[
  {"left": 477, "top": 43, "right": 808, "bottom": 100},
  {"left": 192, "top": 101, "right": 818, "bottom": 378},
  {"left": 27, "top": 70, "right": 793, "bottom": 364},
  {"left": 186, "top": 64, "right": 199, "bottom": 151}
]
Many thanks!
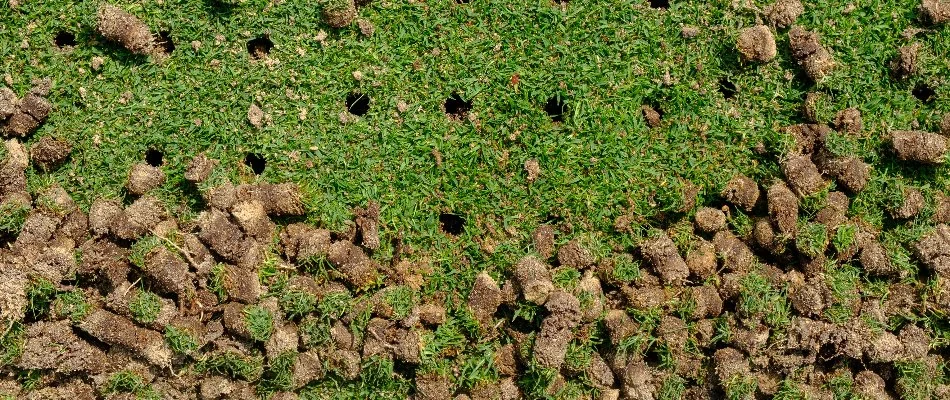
[
  {"left": 3, "top": 0, "right": 950, "bottom": 397},
  {"left": 4, "top": 0, "right": 947, "bottom": 256}
]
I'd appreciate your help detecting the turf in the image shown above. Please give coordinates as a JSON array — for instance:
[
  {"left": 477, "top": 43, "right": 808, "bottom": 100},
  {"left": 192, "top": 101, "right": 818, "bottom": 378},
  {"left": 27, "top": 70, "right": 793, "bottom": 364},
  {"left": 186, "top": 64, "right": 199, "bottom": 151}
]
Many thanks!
[{"left": 2, "top": 0, "right": 950, "bottom": 397}]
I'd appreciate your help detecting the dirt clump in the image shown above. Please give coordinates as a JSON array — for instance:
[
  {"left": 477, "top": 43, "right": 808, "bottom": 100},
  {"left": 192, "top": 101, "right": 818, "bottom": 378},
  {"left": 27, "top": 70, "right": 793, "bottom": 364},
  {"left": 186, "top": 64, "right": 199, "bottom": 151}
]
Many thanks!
[
  {"left": 782, "top": 154, "right": 825, "bottom": 197},
  {"left": 524, "top": 158, "right": 540, "bottom": 182},
  {"left": 513, "top": 255, "right": 554, "bottom": 304},
  {"left": 3, "top": 91, "right": 51, "bottom": 138},
  {"left": 937, "top": 193, "right": 950, "bottom": 224},
  {"left": 17, "top": 320, "right": 109, "bottom": 374},
  {"left": 915, "top": 224, "right": 950, "bottom": 277},
  {"left": 833, "top": 108, "right": 863, "bottom": 134},
  {"left": 890, "top": 187, "right": 925, "bottom": 219},
  {"left": 0, "top": 87, "right": 16, "bottom": 120},
  {"left": 722, "top": 174, "right": 759, "bottom": 211},
  {"left": 921, "top": 0, "right": 950, "bottom": 24},
  {"left": 892, "top": 43, "right": 920, "bottom": 79},
  {"left": 557, "top": 237, "right": 596, "bottom": 268},
  {"left": 184, "top": 153, "right": 217, "bottom": 183},
  {"left": 96, "top": 4, "right": 155, "bottom": 55},
  {"left": 891, "top": 130, "right": 947, "bottom": 164},
  {"left": 415, "top": 373, "right": 454, "bottom": 400},
  {"left": 247, "top": 103, "right": 264, "bottom": 127},
  {"left": 713, "top": 230, "right": 756, "bottom": 272},
  {"left": 641, "top": 105, "right": 661, "bottom": 128},
  {"left": 686, "top": 239, "right": 718, "bottom": 279},
  {"left": 29, "top": 136, "right": 71, "bottom": 170},
  {"left": 354, "top": 201, "right": 380, "bottom": 250},
  {"left": 323, "top": 0, "right": 357, "bottom": 28},
  {"left": 767, "top": 181, "right": 799, "bottom": 237},
  {"left": 327, "top": 240, "right": 379, "bottom": 288},
  {"left": 820, "top": 157, "right": 870, "bottom": 193},
  {"left": 126, "top": 162, "right": 165, "bottom": 195},
  {"left": 853, "top": 370, "right": 888, "bottom": 400},
  {"left": 144, "top": 246, "right": 193, "bottom": 297},
  {"left": 532, "top": 224, "right": 555, "bottom": 259},
  {"left": 640, "top": 232, "right": 689, "bottom": 285},
  {"left": 737, "top": 25, "right": 777, "bottom": 62},
  {"left": 468, "top": 272, "right": 503, "bottom": 326},
  {"left": 694, "top": 207, "right": 727, "bottom": 233},
  {"left": 77, "top": 309, "right": 172, "bottom": 367},
  {"left": 533, "top": 291, "right": 580, "bottom": 369},
  {"left": 788, "top": 26, "right": 834, "bottom": 80},
  {"left": 765, "top": 0, "right": 804, "bottom": 28}
]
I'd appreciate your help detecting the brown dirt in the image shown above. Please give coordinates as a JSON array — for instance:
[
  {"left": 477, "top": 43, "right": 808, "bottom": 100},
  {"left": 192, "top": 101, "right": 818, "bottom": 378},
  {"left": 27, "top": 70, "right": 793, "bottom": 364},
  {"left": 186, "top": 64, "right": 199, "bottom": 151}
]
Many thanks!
[
  {"left": 782, "top": 154, "right": 825, "bottom": 197},
  {"left": 415, "top": 373, "right": 454, "bottom": 400},
  {"left": 532, "top": 224, "right": 555, "bottom": 259},
  {"left": 225, "top": 265, "right": 263, "bottom": 303},
  {"left": 144, "top": 246, "right": 193, "bottom": 297},
  {"left": 689, "top": 285, "right": 723, "bottom": 319},
  {"left": 354, "top": 201, "right": 380, "bottom": 250},
  {"left": 0, "top": 87, "right": 16, "bottom": 120},
  {"left": 765, "top": 0, "right": 804, "bottom": 28},
  {"left": 323, "top": 0, "right": 357, "bottom": 28},
  {"left": 713, "top": 230, "right": 755, "bottom": 272},
  {"left": 736, "top": 25, "right": 776, "bottom": 63},
  {"left": 815, "top": 191, "right": 849, "bottom": 227},
  {"left": 184, "top": 153, "right": 217, "bottom": 183},
  {"left": 231, "top": 200, "right": 275, "bottom": 240},
  {"left": 198, "top": 209, "right": 250, "bottom": 263},
  {"left": 126, "top": 162, "right": 165, "bottom": 195},
  {"left": 820, "top": 156, "right": 870, "bottom": 193},
  {"left": 280, "top": 223, "right": 331, "bottom": 261},
  {"left": 640, "top": 232, "right": 689, "bottom": 285},
  {"left": 936, "top": 193, "right": 950, "bottom": 224},
  {"left": 853, "top": 370, "right": 888, "bottom": 400},
  {"left": 915, "top": 224, "right": 950, "bottom": 277},
  {"left": 891, "top": 130, "right": 947, "bottom": 164},
  {"left": 327, "top": 240, "right": 378, "bottom": 288},
  {"left": 468, "top": 272, "right": 503, "bottom": 326},
  {"left": 767, "top": 181, "right": 799, "bottom": 237},
  {"left": 513, "top": 255, "right": 554, "bottom": 304},
  {"left": 29, "top": 136, "right": 71, "bottom": 170},
  {"left": 789, "top": 277, "right": 827, "bottom": 317},
  {"left": 524, "top": 158, "right": 540, "bottom": 182},
  {"left": 721, "top": 174, "right": 759, "bottom": 211},
  {"left": 641, "top": 105, "right": 661, "bottom": 128},
  {"left": 786, "top": 123, "right": 830, "bottom": 154},
  {"left": 686, "top": 238, "right": 717, "bottom": 280},
  {"left": 576, "top": 272, "right": 605, "bottom": 323},
  {"left": 892, "top": 43, "right": 920, "bottom": 79},
  {"left": 557, "top": 237, "right": 596, "bottom": 268},
  {"left": 77, "top": 309, "right": 172, "bottom": 367},
  {"left": 788, "top": 26, "right": 834, "bottom": 80},
  {"left": 922, "top": 0, "right": 950, "bottom": 24},
  {"left": 694, "top": 207, "right": 726, "bottom": 233},
  {"left": 17, "top": 320, "right": 109, "bottom": 374},
  {"left": 890, "top": 187, "right": 925, "bottom": 219},
  {"left": 247, "top": 103, "right": 264, "bottom": 127},
  {"left": 114, "top": 195, "right": 167, "bottom": 240},
  {"left": 96, "top": 4, "right": 155, "bottom": 55},
  {"left": 235, "top": 183, "right": 306, "bottom": 216},
  {"left": 833, "top": 107, "right": 863, "bottom": 134}
]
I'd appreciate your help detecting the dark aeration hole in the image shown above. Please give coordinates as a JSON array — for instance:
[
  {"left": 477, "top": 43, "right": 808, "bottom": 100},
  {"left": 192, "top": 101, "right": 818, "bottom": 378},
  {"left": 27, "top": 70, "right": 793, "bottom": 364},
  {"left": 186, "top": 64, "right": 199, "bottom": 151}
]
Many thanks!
[
  {"left": 719, "top": 78, "right": 737, "bottom": 99},
  {"left": 455, "top": 0, "right": 470, "bottom": 4},
  {"left": 145, "top": 149, "right": 164, "bottom": 167},
  {"left": 439, "top": 213, "right": 465, "bottom": 235},
  {"left": 444, "top": 92, "right": 472, "bottom": 118},
  {"left": 649, "top": 0, "right": 669, "bottom": 8},
  {"left": 346, "top": 92, "right": 370, "bottom": 116},
  {"left": 913, "top": 84, "right": 935, "bottom": 103},
  {"left": 156, "top": 30, "right": 175, "bottom": 54},
  {"left": 54, "top": 31, "right": 76, "bottom": 48},
  {"left": 244, "top": 153, "right": 266, "bottom": 175},
  {"left": 545, "top": 96, "right": 568, "bottom": 122},
  {"left": 247, "top": 36, "right": 273, "bottom": 59}
]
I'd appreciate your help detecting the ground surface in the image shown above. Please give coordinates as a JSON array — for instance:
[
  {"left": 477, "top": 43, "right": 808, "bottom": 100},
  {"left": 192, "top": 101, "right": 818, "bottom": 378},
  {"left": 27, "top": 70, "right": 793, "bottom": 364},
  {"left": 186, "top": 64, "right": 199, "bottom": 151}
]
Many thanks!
[{"left": 1, "top": 0, "right": 950, "bottom": 399}]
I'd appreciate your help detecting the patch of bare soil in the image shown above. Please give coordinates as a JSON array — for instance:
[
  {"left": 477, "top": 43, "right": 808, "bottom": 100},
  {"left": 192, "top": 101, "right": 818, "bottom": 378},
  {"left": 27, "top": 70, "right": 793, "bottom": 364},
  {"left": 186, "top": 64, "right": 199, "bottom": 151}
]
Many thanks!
[
  {"left": 96, "top": 4, "right": 155, "bottom": 55},
  {"left": 737, "top": 25, "right": 776, "bottom": 63},
  {"left": 789, "top": 26, "right": 834, "bottom": 80},
  {"left": 765, "top": 0, "right": 803, "bottom": 28}
]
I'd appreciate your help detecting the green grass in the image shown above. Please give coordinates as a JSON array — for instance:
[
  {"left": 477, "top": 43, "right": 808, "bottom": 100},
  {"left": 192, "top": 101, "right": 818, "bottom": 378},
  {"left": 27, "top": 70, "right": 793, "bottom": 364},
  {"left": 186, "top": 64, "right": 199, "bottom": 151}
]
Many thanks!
[
  {"left": 243, "top": 304, "right": 275, "bottom": 342},
  {"left": 25, "top": 278, "right": 57, "bottom": 320},
  {"left": 195, "top": 351, "right": 265, "bottom": 381},
  {"left": 0, "top": 323, "right": 24, "bottom": 367},
  {"left": 0, "top": 202, "right": 29, "bottom": 237},
  {"left": 279, "top": 288, "right": 317, "bottom": 320},
  {"left": 208, "top": 263, "right": 229, "bottom": 302},
  {"left": 738, "top": 271, "right": 790, "bottom": 331},
  {"left": 795, "top": 221, "right": 828, "bottom": 258},
  {"left": 258, "top": 351, "right": 297, "bottom": 397},
  {"left": 164, "top": 325, "right": 200, "bottom": 356},
  {"left": 104, "top": 370, "right": 162, "bottom": 400},
  {"left": 52, "top": 289, "right": 90, "bottom": 322},
  {"left": 128, "top": 289, "right": 162, "bottom": 324}
]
